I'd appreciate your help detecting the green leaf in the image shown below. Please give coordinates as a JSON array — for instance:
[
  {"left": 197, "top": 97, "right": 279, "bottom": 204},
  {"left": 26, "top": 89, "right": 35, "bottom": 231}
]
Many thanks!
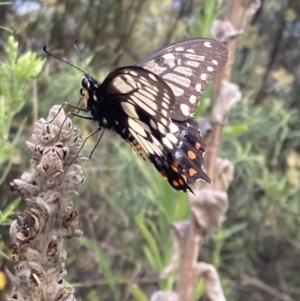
[
  {"left": 224, "top": 124, "right": 249, "bottom": 136},
  {"left": 135, "top": 211, "right": 163, "bottom": 271},
  {"left": 131, "top": 284, "right": 148, "bottom": 301},
  {"left": 0, "top": 198, "right": 21, "bottom": 225}
]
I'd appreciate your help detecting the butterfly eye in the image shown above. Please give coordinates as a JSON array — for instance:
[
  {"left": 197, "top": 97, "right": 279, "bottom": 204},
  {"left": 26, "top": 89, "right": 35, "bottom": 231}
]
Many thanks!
[{"left": 81, "top": 77, "right": 89, "bottom": 89}]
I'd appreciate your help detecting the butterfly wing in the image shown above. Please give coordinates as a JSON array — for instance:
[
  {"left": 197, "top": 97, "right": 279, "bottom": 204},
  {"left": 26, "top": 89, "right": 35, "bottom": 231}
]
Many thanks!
[
  {"left": 98, "top": 66, "right": 196, "bottom": 191},
  {"left": 137, "top": 38, "right": 228, "bottom": 120}
]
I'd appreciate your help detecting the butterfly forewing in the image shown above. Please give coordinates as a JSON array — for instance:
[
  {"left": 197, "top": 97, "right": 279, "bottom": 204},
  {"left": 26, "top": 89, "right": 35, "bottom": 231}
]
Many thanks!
[
  {"left": 101, "top": 67, "right": 174, "bottom": 119},
  {"left": 96, "top": 69, "right": 171, "bottom": 156},
  {"left": 138, "top": 38, "right": 228, "bottom": 120}
]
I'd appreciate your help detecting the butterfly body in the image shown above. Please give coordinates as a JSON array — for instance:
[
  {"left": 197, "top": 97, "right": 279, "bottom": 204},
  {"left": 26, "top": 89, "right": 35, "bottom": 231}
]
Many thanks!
[{"left": 79, "top": 39, "right": 228, "bottom": 192}]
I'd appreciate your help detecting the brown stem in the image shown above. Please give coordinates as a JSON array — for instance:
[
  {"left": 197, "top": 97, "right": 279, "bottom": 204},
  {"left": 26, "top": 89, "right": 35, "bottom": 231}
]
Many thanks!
[
  {"left": 241, "top": 276, "right": 295, "bottom": 301},
  {"left": 203, "top": 0, "right": 243, "bottom": 187},
  {"left": 176, "top": 223, "right": 205, "bottom": 299},
  {"left": 176, "top": 1, "right": 261, "bottom": 300}
]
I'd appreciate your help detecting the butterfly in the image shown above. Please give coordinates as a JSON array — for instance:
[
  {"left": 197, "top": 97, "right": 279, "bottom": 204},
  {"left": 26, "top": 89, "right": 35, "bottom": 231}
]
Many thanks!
[{"left": 79, "top": 38, "right": 228, "bottom": 192}]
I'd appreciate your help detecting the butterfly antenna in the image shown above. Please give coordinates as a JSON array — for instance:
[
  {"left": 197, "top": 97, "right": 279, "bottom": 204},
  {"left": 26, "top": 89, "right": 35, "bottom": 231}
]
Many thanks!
[
  {"left": 43, "top": 46, "right": 86, "bottom": 74},
  {"left": 74, "top": 40, "right": 89, "bottom": 71}
]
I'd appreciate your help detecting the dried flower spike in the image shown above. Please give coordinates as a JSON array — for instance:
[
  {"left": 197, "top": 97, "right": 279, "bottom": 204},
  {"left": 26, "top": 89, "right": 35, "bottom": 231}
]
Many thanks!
[{"left": 8, "top": 105, "right": 87, "bottom": 301}]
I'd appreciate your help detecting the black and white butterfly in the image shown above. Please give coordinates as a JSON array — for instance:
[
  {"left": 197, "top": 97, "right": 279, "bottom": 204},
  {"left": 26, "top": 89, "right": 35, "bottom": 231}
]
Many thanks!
[{"left": 77, "top": 38, "right": 228, "bottom": 192}]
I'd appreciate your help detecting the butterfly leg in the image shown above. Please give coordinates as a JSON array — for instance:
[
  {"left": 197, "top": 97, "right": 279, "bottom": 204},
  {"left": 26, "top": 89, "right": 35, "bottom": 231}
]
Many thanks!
[
  {"left": 47, "top": 103, "right": 94, "bottom": 144},
  {"left": 63, "top": 126, "right": 103, "bottom": 173},
  {"left": 86, "top": 127, "right": 105, "bottom": 159},
  {"left": 46, "top": 112, "right": 75, "bottom": 145},
  {"left": 70, "top": 112, "right": 94, "bottom": 120},
  {"left": 64, "top": 102, "right": 89, "bottom": 113},
  {"left": 47, "top": 100, "right": 86, "bottom": 124}
]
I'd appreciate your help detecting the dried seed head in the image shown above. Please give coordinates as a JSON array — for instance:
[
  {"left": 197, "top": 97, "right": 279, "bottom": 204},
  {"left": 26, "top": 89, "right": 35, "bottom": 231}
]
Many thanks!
[{"left": 9, "top": 105, "right": 85, "bottom": 300}]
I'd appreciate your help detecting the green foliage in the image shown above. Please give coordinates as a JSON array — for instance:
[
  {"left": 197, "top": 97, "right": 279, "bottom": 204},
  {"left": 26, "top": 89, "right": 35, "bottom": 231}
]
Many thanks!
[
  {"left": 0, "top": 35, "right": 44, "bottom": 184},
  {"left": 0, "top": 35, "right": 44, "bottom": 296},
  {"left": 187, "top": 0, "right": 223, "bottom": 37},
  {"left": 0, "top": 35, "right": 44, "bottom": 266},
  {"left": 130, "top": 284, "right": 148, "bottom": 301},
  {"left": 0, "top": 199, "right": 21, "bottom": 262},
  {"left": 218, "top": 94, "right": 300, "bottom": 297},
  {"left": 0, "top": 198, "right": 21, "bottom": 226}
]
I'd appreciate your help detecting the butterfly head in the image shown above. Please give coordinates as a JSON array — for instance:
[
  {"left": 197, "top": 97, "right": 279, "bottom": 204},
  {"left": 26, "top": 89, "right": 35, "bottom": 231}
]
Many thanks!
[{"left": 80, "top": 75, "right": 101, "bottom": 109}]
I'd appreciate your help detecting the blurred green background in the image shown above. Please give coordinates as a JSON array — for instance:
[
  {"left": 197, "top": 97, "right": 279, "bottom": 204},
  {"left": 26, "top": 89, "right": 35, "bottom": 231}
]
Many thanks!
[{"left": 0, "top": 0, "right": 300, "bottom": 300}]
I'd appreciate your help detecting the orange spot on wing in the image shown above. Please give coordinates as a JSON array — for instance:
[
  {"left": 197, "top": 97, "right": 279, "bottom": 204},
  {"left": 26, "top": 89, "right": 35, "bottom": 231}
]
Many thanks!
[
  {"left": 179, "top": 179, "right": 185, "bottom": 185},
  {"left": 195, "top": 142, "right": 201, "bottom": 149},
  {"left": 172, "top": 180, "right": 179, "bottom": 187},
  {"left": 187, "top": 150, "right": 196, "bottom": 160},
  {"left": 172, "top": 159, "right": 179, "bottom": 167},
  {"left": 171, "top": 165, "right": 178, "bottom": 172},
  {"left": 171, "top": 159, "right": 180, "bottom": 172},
  {"left": 189, "top": 168, "right": 198, "bottom": 177},
  {"left": 195, "top": 142, "right": 201, "bottom": 150}
]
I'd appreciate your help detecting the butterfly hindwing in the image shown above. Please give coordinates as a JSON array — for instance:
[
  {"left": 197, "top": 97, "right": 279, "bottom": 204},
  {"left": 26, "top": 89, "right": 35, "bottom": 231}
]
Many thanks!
[{"left": 171, "top": 119, "right": 210, "bottom": 185}]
